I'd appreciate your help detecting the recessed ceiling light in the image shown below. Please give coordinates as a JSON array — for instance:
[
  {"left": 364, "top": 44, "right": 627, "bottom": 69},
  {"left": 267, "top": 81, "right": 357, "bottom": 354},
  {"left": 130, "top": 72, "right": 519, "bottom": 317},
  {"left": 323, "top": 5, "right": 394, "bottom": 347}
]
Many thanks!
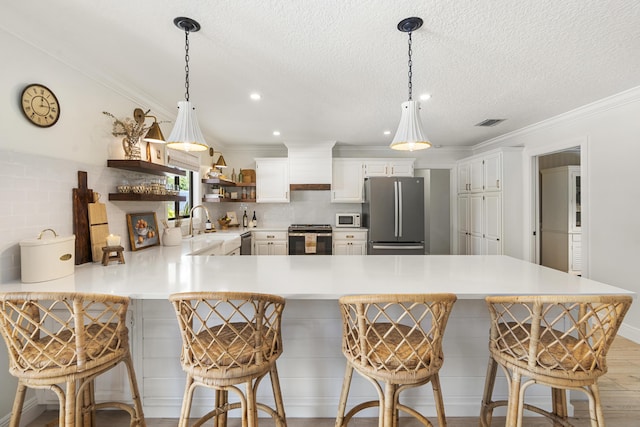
[
  {"left": 419, "top": 93, "right": 431, "bottom": 101},
  {"left": 273, "top": 131, "right": 281, "bottom": 136},
  {"left": 250, "top": 93, "right": 261, "bottom": 101},
  {"left": 383, "top": 130, "right": 391, "bottom": 135}
]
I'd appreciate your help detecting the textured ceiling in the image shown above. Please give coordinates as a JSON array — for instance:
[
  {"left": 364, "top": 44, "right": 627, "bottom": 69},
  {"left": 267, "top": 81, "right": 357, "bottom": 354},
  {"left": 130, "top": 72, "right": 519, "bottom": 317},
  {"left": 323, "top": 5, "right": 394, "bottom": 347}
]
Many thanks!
[{"left": 3, "top": 0, "right": 640, "bottom": 150}]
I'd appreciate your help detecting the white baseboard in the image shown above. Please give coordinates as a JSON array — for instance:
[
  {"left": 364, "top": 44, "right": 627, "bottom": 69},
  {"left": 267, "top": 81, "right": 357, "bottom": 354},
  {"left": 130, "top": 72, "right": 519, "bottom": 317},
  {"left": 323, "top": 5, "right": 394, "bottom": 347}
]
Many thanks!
[
  {"left": 0, "top": 397, "right": 44, "bottom": 427},
  {"left": 619, "top": 322, "right": 640, "bottom": 344}
]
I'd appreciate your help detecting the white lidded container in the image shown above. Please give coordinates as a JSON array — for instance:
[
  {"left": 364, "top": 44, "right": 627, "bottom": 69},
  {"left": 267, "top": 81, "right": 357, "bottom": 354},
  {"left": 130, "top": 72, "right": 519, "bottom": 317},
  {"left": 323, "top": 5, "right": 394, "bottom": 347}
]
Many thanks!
[{"left": 20, "top": 229, "right": 75, "bottom": 283}]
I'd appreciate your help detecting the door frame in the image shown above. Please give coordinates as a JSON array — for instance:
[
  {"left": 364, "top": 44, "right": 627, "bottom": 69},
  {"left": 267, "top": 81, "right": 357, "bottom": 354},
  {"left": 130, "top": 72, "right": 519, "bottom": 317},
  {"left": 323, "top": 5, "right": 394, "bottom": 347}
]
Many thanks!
[{"left": 523, "top": 136, "right": 589, "bottom": 276}]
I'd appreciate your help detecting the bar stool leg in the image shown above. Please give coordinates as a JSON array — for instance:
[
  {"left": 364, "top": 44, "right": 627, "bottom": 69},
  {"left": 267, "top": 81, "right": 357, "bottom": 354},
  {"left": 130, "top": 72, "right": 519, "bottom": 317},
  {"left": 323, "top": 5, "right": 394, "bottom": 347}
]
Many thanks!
[
  {"left": 179, "top": 376, "right": 195, "bottom": 427},
  {"left": 214, "top": 389, "right": 228, "bottom": 427},
  {"left": 65, "top": 380, "right": 77, "bottom": 427},
  {"left": 505, "top": 371, "right": 521, "bottom": 427},
  {"left": 335, "top": 364, "right": 354, "bottom": 427},
  {"left": 589, "top": 383, "right": 604, "bottom": 427},
  {"left": 431, "top": 373, "right": 447, "bottom": 427},
  {"left": 269, "top": 364, "right": 287, "bottom": 427},
  {"left": 9, "top": 382, "right": 27, "bottom": 427},
  {"left": 551, "top": 387, "right": 567, "bottom": 427},
  {"left": 382, "top": 382, "right": 395, "bottom": 427},
  {"left": 479, "top": 357, "right": 498, "bottom": 427}
]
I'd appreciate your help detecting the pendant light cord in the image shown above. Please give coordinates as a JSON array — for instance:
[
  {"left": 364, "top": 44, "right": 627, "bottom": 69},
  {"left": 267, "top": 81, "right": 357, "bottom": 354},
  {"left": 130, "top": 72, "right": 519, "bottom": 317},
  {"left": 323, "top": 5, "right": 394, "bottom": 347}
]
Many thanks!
[
  {"left": 407, "top": 32, "right": 413, "bottom": 101},
  {"left": 184, "top": 28, "right": 190, "bottom": 102}
]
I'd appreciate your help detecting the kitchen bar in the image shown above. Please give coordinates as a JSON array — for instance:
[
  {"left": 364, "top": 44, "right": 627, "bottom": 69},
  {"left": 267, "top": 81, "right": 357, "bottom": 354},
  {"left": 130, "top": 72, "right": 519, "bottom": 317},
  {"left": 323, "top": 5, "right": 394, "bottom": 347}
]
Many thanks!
[{"left": 1, "top": 241, "right": 634, "bottom": 418}]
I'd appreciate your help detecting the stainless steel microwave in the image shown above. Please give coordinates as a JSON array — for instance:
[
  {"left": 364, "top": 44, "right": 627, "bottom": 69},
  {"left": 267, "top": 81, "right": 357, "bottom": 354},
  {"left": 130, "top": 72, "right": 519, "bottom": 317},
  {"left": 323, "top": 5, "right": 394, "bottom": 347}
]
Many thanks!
[{"left": 335, "top": 213, "right": 361, "bottom": 228}]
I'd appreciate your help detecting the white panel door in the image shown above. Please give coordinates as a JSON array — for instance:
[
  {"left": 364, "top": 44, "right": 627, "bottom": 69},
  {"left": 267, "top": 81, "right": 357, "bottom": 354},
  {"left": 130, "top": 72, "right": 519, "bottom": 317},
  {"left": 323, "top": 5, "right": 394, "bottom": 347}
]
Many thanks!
[
  {"left": 331, "top": 159, "right": 364, "bottom": 202},
  {"left": 256, "top": 158, "right": 289, "bottom": 203},
  {"left": 469, "top": 158, "right": 484, "bottom": 192},
  {"left": 484, "top": 193, "right": 502, "bottom": 242}
]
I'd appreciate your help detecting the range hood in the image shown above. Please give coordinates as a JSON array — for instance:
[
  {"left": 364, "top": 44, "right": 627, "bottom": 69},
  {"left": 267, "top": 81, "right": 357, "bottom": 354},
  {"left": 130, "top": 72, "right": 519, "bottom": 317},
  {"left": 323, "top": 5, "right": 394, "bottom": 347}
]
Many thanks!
[{"left": 286, "top": 141, "right": 335, "bottom": 190}]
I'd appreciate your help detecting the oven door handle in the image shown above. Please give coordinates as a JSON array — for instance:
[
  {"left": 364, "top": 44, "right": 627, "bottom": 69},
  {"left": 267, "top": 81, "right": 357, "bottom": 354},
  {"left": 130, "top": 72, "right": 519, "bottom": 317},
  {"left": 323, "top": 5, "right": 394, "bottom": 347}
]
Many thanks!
[{"left": 288, "top": 232, "right": 333, "bottom": 237}]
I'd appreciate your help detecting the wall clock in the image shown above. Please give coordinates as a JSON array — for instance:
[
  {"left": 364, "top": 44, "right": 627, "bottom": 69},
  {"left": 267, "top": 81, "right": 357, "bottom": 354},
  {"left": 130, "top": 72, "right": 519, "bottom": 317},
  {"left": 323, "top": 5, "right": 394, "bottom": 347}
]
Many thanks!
[{"left": 20, "top": 83, "right": 60, "bottom": 127}]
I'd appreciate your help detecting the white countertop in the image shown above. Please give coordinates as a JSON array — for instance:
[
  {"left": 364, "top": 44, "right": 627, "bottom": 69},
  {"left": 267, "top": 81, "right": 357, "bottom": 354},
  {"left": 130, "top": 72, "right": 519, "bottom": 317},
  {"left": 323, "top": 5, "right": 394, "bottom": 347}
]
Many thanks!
[{"left": 1, "top": 235, "right": 633, "bottom": 299}]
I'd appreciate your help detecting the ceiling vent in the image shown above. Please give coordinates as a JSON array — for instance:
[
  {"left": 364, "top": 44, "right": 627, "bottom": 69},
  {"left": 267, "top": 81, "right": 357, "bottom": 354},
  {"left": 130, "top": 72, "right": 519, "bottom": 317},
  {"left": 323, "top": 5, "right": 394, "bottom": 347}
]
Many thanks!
[{"left": 475, "top": 119, "right": 506, "bottom": 127}]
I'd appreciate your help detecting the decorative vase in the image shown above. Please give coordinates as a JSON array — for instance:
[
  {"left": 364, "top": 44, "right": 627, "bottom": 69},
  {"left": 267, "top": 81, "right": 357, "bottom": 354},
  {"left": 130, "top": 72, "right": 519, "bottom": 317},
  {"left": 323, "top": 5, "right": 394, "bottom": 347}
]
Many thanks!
[{"left": 122, "top": 137, "right": 141, "bottom": 160}]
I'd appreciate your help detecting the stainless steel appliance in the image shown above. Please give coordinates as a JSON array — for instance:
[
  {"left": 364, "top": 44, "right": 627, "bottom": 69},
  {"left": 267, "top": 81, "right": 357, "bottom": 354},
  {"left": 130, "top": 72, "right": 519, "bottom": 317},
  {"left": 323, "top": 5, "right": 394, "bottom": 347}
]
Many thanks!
[
  {"left": 240, "top": 231, "right": 252, "bottom": 255},
  {"left": 335, "top": 213, "right": 361, "bottom": 228},
  {"left": 288, "top": 224, "right": 333, "bottom": 255},
  {"left": 362, "top": 177, "right": 425, "bottom": 255}
]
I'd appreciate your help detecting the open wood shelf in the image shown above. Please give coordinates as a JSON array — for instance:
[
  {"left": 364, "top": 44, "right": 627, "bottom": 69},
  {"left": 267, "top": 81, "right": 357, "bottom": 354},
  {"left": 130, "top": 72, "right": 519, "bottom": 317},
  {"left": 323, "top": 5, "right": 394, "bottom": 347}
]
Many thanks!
[
  {"left": 109, "top": 193, "right": 186, "bottom": 202},
  {"left": 107, "top": 160, "right": 186, "bottom": 176},
  {"left": 202, "top": 197, "right": 256, "bottom": 203},
  {"left": 202, "top": 178, "right": 256, "bottom": 187}
]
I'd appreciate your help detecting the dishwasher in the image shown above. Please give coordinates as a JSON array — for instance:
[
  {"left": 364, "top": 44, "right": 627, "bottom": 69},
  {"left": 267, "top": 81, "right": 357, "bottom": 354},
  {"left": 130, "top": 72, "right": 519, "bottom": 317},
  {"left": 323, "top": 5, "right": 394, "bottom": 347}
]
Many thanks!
[{"left": 240, "top": 231, "right": 252, "bottom": 255}]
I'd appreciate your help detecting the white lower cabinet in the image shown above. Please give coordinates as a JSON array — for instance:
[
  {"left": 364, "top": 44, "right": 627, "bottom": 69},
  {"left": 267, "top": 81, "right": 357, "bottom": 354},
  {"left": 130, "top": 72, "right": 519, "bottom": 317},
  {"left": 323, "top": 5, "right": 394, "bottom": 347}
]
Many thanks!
[
  {"left": 333, "top": 229, "right": 367, "bottom": 255},
  {"left": 253, "top": 231, "right": 288, "bottom": 255}
]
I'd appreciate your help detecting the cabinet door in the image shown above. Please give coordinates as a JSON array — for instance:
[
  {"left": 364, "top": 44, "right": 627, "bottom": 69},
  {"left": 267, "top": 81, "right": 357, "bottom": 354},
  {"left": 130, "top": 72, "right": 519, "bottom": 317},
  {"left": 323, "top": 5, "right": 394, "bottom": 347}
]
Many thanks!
[
  {"left": 458, "top": 232, "right": 469, "bottom": 255},
  {"left": 484, "top": 238, "right": 502, "bottom": 255},
  {"left": 388, "top": 160, "right": 414, "bottom": 176},
  {"left": 332, "top": 159, "right": 364, "bottom": 203},
  {"left": 349, "top": 242, "right": 367, "bottom": 255},
  {"left": 271, "top": 241, "right": 288, "bottom": 255},
  {"left": 457, "top": 195, "right": 469, "bottom": 233},
  {"left": 469, "top": 194, "right": 483, "bottom": 236},
  {"left": 457, "top": 162, "right": 470, "bottom": 193},
  {"left": 256, "top": 158, "right": 289, "bottom": 203},
  {"left": 569, "top": 169, "right": 581, "bottom": 233},
  {"left": 469, "top": 158, "right": 484, "bottom": 192},
  {"left": 364, "top": 161, "right": 389, "bottom": 177},
  {"left": 253, "top": 240, "right": 271, "bottom": 255},
  {"left": 484, "top": 152, "right": 502, "bottom": 192},
  {"left": 483, "top": 193, "right": 502, "bottom": 242},
  {"left": 333, "top": 241, "right": 350, "bottom": 255}
]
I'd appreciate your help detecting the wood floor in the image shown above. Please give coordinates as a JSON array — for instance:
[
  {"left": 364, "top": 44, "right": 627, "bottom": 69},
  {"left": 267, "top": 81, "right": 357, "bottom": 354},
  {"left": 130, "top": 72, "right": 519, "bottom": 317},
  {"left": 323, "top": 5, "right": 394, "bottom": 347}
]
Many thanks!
[{"left": 26, "top": 337, "right": 640, "bottom": 426}]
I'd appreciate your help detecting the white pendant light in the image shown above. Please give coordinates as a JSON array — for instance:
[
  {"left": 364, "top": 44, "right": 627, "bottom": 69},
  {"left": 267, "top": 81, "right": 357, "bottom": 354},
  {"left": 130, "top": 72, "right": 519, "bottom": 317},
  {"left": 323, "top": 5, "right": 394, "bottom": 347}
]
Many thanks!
[
  {"left": 390, "top": 17, "right": 431, "bottom": 151},
  {"left": 166, "top": 17, "right": 209, "bottom": 152}
]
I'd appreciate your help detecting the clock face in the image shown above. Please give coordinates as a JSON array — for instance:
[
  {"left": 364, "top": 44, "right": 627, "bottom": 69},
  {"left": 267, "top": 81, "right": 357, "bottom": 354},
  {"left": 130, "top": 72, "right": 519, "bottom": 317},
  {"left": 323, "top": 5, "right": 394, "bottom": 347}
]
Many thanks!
[{"left": 20, "top": 84, "right": 60, "bottom": 127}]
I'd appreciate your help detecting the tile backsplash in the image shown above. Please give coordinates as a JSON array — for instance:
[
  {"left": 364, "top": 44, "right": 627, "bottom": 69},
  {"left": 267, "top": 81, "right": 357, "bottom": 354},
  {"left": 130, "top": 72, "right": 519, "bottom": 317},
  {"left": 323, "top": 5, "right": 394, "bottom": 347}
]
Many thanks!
[{"left": 0, "top": 149, "right": 362, "bottom": 282}]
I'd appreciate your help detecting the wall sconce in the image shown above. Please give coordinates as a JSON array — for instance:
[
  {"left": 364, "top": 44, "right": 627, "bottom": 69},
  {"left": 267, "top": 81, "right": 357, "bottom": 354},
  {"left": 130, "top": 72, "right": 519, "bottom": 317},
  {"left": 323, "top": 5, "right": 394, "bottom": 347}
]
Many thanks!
[{"left": 130, "top": 108, "right": 166, "bottom": 144}]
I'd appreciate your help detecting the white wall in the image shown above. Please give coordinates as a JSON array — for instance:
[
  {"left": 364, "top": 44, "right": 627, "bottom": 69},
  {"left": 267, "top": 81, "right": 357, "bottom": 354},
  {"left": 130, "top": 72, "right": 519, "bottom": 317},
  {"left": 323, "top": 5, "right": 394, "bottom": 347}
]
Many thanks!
[{"left": 475, "top": 87, "right": 640, "bottom": 341}]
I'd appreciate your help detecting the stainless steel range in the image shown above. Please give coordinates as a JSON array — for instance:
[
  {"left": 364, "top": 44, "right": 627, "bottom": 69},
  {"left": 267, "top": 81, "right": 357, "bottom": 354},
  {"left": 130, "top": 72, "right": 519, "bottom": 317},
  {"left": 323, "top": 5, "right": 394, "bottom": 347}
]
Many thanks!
[{"left": 288, "top": 224, "right": 333, "bottom": 255}]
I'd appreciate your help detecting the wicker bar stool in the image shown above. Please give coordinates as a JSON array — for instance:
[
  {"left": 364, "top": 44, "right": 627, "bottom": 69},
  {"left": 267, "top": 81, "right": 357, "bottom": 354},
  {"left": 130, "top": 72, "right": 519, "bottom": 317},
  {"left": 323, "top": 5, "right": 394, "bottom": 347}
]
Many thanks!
[
  {"left": 169, "top": 292, "right": 286, "bottom": 427},
  {"left": 335, "top": 293, "right": 457, "bottom": 427},
  {"left": 480, "top": 295, "right": 632, "bottom": 427},
  {"left": 0, "top": 292, "right": 145, "bottom": 427}
]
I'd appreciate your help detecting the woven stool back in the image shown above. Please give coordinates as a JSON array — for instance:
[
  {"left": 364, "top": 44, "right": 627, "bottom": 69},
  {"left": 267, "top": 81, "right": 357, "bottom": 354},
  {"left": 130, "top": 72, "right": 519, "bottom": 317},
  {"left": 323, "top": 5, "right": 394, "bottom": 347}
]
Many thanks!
[
  {"left": 339, "top": 293, "right": 457, "bottom": 383},
  {"left": 169, "top": 291, "right": 285, "bottom": 381},
  {"left": 0, "top": 292, "right": 129, "bottom": 380},
  {"left": 486, "top": 295, "right": 632, "bottom": 380}
]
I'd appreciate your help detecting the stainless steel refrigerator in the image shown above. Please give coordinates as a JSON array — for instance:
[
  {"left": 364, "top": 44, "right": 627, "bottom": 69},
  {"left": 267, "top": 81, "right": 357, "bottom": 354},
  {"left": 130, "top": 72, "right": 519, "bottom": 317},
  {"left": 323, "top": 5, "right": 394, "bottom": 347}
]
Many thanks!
[{"left": 363, "top": 177, "right": 425, "bottom": 255}]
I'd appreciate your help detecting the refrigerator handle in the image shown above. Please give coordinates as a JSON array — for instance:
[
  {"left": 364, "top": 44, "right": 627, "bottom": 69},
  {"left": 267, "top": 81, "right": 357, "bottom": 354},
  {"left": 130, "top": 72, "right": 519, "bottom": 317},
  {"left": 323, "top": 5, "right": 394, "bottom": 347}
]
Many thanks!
[
  {"left": 398, "top": 180, "right": 403, "bottom": 237},
  {"left": 394, "top": 180, "right": 399, "bottom": 237}
]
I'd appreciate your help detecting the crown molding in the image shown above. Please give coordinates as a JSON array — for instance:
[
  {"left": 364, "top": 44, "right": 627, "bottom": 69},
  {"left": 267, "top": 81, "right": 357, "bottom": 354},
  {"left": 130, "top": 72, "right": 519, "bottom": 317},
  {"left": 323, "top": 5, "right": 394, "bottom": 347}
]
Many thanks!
[{"left": 473, "top": 85, "right": 640, "bottom": 151}]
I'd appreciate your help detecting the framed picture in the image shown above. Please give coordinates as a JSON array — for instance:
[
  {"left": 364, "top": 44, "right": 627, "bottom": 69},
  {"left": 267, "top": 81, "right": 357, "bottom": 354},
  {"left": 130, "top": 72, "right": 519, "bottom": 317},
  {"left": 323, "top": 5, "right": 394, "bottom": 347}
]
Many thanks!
[
  {"left": 226, "top": 211, "right": 239, "bottom": 225},
  {"left": 126, "top": 212, "right": 160, "bottom": 251}
]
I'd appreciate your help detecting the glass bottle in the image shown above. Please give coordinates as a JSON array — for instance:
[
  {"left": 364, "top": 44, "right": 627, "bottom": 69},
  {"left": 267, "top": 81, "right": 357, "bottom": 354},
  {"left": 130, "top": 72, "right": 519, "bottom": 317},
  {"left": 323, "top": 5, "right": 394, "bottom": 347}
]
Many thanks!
[
  {"left": 252, "top": 211, "right": 257, "bottom": 227},
  {"left": 243, "top": 210, "right": 248, "bottom": 227},
  {"left": 231, "top": 168, "right": 237, "bottom": 182}
]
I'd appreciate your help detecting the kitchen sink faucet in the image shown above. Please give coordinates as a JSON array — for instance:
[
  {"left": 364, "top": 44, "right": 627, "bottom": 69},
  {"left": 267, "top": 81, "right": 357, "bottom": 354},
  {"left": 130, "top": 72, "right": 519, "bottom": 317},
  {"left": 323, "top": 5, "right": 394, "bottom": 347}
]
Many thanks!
[{"left": 188, "top": 205, "right": 210, "bottom": 237}]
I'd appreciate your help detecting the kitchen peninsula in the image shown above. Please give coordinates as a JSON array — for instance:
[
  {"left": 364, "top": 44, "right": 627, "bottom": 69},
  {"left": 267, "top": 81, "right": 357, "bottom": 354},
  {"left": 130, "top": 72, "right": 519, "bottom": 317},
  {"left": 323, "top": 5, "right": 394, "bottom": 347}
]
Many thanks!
[{"left": 1, "top": 240, "right": 634, "bottom": 419}]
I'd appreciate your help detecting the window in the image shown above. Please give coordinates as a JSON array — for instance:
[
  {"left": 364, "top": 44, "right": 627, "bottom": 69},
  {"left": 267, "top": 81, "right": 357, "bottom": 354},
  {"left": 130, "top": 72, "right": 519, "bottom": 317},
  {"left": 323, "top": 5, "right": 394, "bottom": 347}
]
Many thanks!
[{"left": 167, "top": 171, "right": 194, "bottom": 220}]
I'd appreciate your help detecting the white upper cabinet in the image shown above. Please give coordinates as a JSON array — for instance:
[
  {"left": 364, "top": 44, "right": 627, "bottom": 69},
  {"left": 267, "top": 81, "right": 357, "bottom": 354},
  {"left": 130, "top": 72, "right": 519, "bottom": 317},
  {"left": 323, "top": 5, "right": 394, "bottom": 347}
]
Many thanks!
[
  {"left": 331, "top": 159, "right": 364, "bottom": 203},
  {"left": 255, "top": 158, "right": 289, "bottom": 203},
  {"left": 459, "top": 153, "right": 502, "bottom": 193},
  {"left": 363, "top": 159, "right": 414, "bottom": 177}
]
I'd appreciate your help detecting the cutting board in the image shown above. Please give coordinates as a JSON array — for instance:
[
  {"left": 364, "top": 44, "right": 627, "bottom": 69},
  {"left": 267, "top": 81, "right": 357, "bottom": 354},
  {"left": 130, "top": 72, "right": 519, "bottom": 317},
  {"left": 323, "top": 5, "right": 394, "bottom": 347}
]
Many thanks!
[
  {"left": 88, "top": 202, "right": 110, "bottom": 262},
  {"left": 72, "top": 171, "right": 94, "bottom": 264}
]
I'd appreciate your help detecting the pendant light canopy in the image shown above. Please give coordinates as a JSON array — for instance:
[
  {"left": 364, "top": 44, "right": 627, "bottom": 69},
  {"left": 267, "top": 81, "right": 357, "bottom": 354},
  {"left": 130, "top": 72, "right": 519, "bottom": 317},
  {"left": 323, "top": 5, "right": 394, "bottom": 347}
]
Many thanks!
[
  {"left": 390, "top": 17, "right": 431, "bottom": 152},
  {"left": 166, "top": 17, "right": 209, "bottom": 152}
]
